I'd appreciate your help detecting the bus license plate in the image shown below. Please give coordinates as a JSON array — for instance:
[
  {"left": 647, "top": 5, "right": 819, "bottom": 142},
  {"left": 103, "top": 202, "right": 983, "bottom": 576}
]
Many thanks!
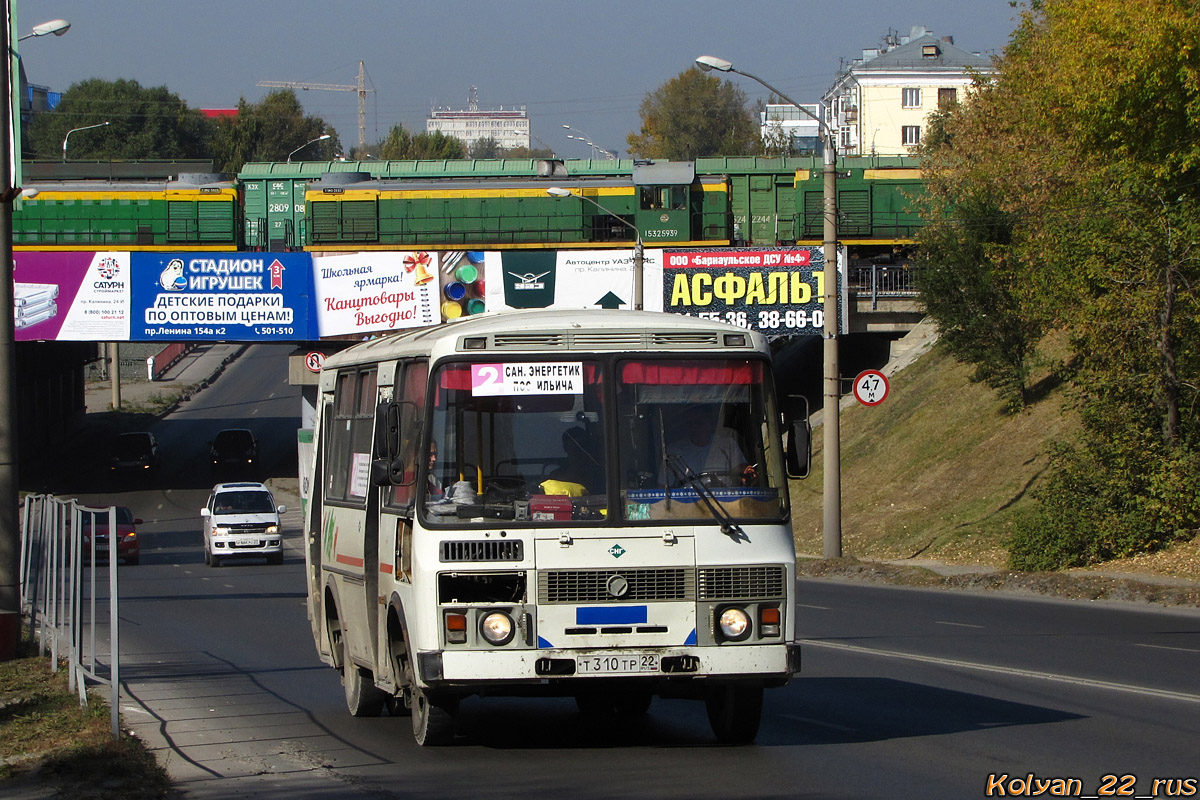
[{"left": 575, "top": 654, "right": 659, "bottom": 675}]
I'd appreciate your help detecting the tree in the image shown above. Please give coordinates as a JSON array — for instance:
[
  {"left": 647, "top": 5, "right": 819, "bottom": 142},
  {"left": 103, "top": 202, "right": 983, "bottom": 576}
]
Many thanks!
[
  {"left": 919, "top": 0, "right": 1200, "bottom": 567},
  {"left": 626, "top": 67, "right": 759, "bottom": 159},
  {"left": 410, "top": 131, "right": 466, "bottom": 159},
  {"left": 26, "top": 78, "right": 211, "bottom": 161},
  {"left": 377, "top": 125, "right": 413, "bottom": 160},
  {"left": 468, "top": 137, "right": 502, "bottom": 159},
  {"left": 373, "top": 125, "right": 465, "bottom": 160},
  {"left": 209, "top": 90, "right": 339, "bottom": 172}
]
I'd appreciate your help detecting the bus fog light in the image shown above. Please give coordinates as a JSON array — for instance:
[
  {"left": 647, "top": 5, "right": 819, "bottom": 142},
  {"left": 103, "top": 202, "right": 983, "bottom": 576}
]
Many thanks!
[
  {"left": 717, "top": 607, "right": 751, "bottom": 641},
  {"left": 480, "top": 611, "right": 514, "bottom": 645},
  {"left": 445, "top": 612, "right": 467, "bottom": 644}
]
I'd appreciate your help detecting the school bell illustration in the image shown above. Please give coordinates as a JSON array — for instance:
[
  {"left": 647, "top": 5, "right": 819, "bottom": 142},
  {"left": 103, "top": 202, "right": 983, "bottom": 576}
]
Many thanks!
[{"left": 404, "top": 252, "right": 435, "bottom": 285}]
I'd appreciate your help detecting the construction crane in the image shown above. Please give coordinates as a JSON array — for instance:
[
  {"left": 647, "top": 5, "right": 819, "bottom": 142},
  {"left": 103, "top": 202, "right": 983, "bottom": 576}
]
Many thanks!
[{"left": 257, "top": 61, "right": 373, "bottom": 153}]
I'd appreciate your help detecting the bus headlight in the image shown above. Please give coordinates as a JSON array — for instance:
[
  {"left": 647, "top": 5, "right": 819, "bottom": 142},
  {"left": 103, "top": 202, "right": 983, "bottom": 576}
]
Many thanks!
[
  {"left": 717, "top": 607, "right": 751, "bottom": 642},
  {"left": 480, "top": 611, "right": 515, "bottom": 645}
]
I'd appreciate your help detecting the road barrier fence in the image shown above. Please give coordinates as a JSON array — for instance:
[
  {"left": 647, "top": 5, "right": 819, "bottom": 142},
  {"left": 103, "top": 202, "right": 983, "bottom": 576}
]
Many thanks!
[{"left": 19, "top": 494, "right": 121, "bottom": 739}]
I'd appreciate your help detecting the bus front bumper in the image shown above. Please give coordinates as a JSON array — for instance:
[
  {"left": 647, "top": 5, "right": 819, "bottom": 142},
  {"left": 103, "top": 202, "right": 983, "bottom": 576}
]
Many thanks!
[{"left": 420, "top": 641, "right": 801, "bottom": 689}]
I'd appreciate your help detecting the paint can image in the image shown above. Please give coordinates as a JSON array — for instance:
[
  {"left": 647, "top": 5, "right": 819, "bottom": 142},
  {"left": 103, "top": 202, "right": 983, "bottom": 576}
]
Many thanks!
[
  {"left": 441, "top": 300, "right": 463, "bottom": 319},
  {"left": 455, "top": 263, "right": 479, "bottom": 284},
  {"left": 466, "top": 298, "right": 486, "bottom": 315},
  {"left": 444, "top": 281, "right": 467, "bottom": 301}
]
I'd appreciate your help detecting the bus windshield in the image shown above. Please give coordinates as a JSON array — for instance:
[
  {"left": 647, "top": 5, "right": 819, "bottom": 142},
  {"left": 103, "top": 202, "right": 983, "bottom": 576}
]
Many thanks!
[{"left": 422, "top": 356, "right": 785, "bottom": 525}]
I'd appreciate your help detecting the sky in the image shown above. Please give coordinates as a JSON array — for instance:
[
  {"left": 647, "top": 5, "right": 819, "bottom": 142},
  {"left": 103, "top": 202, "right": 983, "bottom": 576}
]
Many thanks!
[{"left": 16, "top": 0, "right": 1023, "bottom": 159}]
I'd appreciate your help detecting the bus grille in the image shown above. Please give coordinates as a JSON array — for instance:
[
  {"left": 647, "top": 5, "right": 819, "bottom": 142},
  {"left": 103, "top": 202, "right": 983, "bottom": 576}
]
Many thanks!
[
  {"left": 697, "top": 565, "right": 786, "bottom": 600},
  {"left": 539, "top": 568, "right": 694, "bottom": 603},
  {"left": 440, "top": 540, "right": 525, "bottom": 562}
]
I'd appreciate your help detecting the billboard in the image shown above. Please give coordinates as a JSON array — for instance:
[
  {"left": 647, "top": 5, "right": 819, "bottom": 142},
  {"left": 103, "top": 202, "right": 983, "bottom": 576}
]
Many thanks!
[
  {"left": 13, "top": 251, "right": 132, "bottom": 340},
  {"left": 131, "top": 253, "right": 310, "bottom": 341},
  {"left": 311, "top": 251, "right": 440, "bottom": 337},
  {"left": 10, "top": 246, "right": 841, "bottom": 341},
  {"left": 482, "top": 249, "right": 664, "bottom": 312},
  {"left": 662, "top": 247, "right": 845, "bottom": 336}
]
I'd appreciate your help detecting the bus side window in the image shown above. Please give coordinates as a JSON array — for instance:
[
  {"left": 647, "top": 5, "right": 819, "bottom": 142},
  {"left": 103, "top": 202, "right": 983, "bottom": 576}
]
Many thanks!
[{"left": 388, "top": 360, "right": 428, "bottom": 509}]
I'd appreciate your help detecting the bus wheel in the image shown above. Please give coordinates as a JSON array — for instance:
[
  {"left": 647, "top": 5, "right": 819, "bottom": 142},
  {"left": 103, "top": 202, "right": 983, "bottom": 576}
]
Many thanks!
[
  {"left": 412, "top": 687, "right": 457, "bottom": 746},
  {"left": 343, "top": 660, "right": 386, "bottom": 717},
  {"left": 705, "top": 684, "right": 763, "bottom": 744}
]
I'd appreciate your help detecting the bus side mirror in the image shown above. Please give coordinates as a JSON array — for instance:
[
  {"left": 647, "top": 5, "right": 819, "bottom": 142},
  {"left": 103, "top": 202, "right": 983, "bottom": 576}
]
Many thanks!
[
  {"left": 785, "top": 418, "right": 811, "bottom": 479},
  {"left": 375, "top": 401, "right": 403, "bottom": 459},
  {"left": 370, "top": 456, "right": 409, "bottom": 486},
  {"left": 371, "top": 400, "right": 417, "bottom": 487}
]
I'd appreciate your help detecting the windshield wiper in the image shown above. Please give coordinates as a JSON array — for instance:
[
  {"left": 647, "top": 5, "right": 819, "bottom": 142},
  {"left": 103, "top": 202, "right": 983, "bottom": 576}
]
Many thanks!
[{"left": 665, "top": 455, "right": 748, "bottom": 542}]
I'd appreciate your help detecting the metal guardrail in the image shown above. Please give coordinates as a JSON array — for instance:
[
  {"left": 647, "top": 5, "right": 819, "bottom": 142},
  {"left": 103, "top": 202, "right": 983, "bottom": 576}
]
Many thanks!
[
  {"left": 847, "top": 264, "right": 921, "bottom": 309},
  {"left": 19, "top": 495, "right": 121, "bottom": 739}
]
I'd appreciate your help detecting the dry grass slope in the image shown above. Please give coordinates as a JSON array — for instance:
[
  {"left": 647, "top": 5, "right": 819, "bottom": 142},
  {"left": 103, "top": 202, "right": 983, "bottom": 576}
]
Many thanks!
[{"left": 789, "top": 336, "right": 1199, "bottom": 584}]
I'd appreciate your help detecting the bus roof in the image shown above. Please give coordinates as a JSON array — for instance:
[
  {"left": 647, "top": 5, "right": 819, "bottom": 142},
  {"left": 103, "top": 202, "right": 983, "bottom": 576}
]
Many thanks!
[{"left": 320, "top": 309, "right": 767, "bottom": 370}]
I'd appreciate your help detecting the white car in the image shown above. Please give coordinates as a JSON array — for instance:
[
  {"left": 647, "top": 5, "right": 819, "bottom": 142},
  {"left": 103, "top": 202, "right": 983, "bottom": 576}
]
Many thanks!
[{"left": 201, "top": 482, "right": 286, "bottom": 567}]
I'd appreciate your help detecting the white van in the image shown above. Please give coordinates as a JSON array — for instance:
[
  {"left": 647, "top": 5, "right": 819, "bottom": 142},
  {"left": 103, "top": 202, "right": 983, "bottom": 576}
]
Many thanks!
[{"left": 201, "top": 482, "right": 286, "bottom": 567}]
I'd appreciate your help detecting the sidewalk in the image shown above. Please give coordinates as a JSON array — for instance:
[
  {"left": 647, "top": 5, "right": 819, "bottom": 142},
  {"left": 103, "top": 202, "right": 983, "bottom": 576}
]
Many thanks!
[{"left": 84, "top": 343, "right": 247, "bottom": 416}]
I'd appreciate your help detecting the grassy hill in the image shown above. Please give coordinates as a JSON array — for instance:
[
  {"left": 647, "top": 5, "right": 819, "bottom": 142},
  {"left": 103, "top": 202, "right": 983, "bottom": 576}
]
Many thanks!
[
  {"left": 788, "top": 334, "right": 1054, "bottom": 567},
  {"left": 786, "top": 327, "right": 1200, "bottom": 580}
]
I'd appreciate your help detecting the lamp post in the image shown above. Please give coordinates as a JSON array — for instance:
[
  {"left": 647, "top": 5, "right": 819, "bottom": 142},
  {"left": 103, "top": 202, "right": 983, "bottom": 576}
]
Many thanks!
[
  {"left": 18, "top": 18, "right": 69, "bottom": 41},
  {"left": 562, "top": 124, "right": 615, "bottom": 160},
  {"left": 2, "top": 10, "right": 72, "bottom": 660},
  {"left": 61, "top": 120, "right": 109, "bottom": 161},
  {"left": 695, "top": 54, "right": 843, "bottom": 558},
  {"left": 547, "top": 186, "right": 643, "bottom": 310},
  {"left": 287, "top": 133, "right": 331, "bottom": 162}
]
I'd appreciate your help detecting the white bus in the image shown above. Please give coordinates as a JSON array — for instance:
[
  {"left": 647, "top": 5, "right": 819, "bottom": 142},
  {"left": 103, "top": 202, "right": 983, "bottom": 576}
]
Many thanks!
[{"left": 302, "top": 309, "right": 809, "bottom": 745}]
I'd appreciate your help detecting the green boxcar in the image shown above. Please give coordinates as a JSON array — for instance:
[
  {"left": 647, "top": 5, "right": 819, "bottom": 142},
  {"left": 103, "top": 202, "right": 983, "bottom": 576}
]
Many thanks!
[
  {"left": 14, "top": 176, "right": 240, "bottom": 251},
  {"left": 244, "top": 155, "right": 926, "bottom": 253}
]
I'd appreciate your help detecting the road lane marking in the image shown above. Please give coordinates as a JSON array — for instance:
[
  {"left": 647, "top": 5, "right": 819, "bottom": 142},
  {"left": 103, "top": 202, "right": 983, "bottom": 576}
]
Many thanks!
[
  {"left": 797, "top": 603, "right": 830, "bottom": 610},
  {"left": 935, "top": 621, "right": 985, "bottom": 628},
  {"left": 802, "top": 639, "right": 1200, "bottom": 704},
  {"left": 1134, "top": 642, "right": 1200, "bottom": 654},
  {"left": 777, "top": 714, "right": 858, "bottom": 733}
]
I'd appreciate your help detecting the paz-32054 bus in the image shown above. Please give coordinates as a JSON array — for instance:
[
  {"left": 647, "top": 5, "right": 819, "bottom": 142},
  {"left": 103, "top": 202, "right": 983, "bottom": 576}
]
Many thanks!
[{"left": 302, "top": 309, "right": 809, "bottom": 745}]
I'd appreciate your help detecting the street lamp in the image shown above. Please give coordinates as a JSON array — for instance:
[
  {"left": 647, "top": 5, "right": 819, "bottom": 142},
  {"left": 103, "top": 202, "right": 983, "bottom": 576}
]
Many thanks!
[
  {"left": 547, "top": 187, "right": 643, "bottom": 310},
  {"left": 287, "top": 133, "right": 332, "bottom": 162},
  {"left": 562, "top": 124, "right": 615, "bottom": 160},
  {"left": 2, "top": 12, "right": 72, "bottom": 659},
  {"left": 61, "top": 121, "right": 109, "bottom": 161},
  {"left": 18, "top": 18, "right": 70, "bottom": 41},
  {"left": 695, "top": 54, "right": 843, "bottom": 558}
]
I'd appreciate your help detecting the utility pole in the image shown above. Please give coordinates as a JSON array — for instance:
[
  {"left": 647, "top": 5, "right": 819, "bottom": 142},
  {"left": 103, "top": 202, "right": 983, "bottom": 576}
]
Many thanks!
[
  {"left": 0, "top": 1, "right": 20, "bottom": 659},
  {"left": 258, "top": 61, "right": 373, "bottom": 153},
  {"left": 695, "top": 55, "right": 843, "bottom": 558}
]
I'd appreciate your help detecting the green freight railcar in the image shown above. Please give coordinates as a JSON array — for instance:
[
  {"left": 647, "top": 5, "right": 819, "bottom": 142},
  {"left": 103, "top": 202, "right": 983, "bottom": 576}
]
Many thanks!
[
  {"left": 13, "top": 174, "right": 240, "bottom": 251},
  {"left": 239, "top": 158, "right": 630, "bottom": 251},
  {"left": 793, "top": 158, "right": 925, "bottom": 246},
  {"left": 240, "top": 155, "right": 926, "bottom": 253},
  {"left": 301, "top": 161, "right": 731, "bottom": 251}
]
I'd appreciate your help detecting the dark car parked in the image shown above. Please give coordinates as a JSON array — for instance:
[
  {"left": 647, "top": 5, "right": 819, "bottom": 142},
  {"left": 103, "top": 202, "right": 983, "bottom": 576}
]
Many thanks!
[{"left": 210, "top": 428, "right": 258, "bottom": 476}]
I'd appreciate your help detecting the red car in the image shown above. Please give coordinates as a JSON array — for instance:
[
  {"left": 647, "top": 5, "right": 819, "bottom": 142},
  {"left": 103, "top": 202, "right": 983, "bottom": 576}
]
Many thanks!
[{"left": 80, "top": 506, "right": 142, "bottom": 565}]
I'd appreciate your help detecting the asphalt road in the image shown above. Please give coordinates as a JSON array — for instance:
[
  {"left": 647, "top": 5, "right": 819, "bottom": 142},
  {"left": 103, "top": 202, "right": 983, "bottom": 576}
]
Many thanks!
[{"left": 77, "top": 346, "right": 1200, "bottom": 800}]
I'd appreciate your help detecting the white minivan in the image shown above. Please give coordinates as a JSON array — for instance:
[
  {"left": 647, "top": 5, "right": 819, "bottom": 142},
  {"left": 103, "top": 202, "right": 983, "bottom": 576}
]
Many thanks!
[{"left": 201, "top": 482, "right": 286, "bottom": 567}]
